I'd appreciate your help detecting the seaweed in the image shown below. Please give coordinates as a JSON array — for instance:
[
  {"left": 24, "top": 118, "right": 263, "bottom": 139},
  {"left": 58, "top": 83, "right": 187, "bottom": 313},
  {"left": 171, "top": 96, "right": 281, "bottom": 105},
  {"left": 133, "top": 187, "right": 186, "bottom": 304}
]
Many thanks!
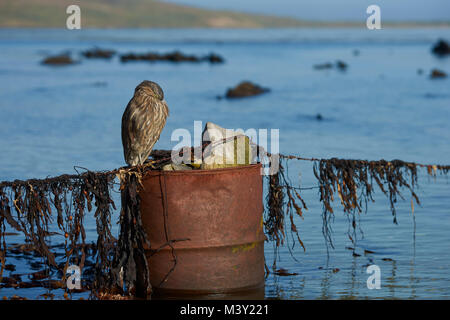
[
  {"left": 0, "top": 171, "right": 113, "bottom": 291},
  {"left": 0, "top": 164, "right": 159, "bottom": 297},
  {"left": 1, "top": 146, "right": 450, "bottom": 298},
  {"left": 107, "top": 169, "right": 151, "bottom": 298},
  {"left": 265, "top": 154, "right": 450, "bottom": 260}
]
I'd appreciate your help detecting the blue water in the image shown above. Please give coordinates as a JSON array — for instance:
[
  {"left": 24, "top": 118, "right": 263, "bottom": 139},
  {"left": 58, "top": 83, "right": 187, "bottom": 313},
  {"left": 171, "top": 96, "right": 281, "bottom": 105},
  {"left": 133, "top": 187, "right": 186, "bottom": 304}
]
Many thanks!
[{"left": 0, "top": 28, "right": 449, "bottom": 299}]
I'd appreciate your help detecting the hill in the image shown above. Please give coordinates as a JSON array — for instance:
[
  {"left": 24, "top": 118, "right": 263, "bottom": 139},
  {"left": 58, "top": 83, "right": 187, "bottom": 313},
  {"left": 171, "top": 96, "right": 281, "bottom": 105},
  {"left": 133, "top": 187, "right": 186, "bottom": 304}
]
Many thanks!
[
  {"left": 1, "top": 0, "right": 448, "bottom": 29},
  {"left": 0, "top": 0, "right": 319, "bottom": 28}
]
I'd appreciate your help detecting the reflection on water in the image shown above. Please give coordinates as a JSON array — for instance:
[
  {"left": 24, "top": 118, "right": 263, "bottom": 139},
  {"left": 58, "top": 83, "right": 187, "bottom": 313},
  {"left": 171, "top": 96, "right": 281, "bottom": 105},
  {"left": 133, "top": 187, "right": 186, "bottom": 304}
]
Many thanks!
[
  {"left": 152, "top": 286, "right": 265, "bottom": 300},
  {"left": 0, "top": 28, "right": 450, "bottom": 299}
]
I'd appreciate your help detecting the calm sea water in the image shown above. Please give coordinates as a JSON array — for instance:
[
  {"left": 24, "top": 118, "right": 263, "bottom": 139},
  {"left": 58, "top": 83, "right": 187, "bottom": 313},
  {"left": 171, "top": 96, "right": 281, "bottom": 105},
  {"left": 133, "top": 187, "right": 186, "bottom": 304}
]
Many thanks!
[{"left": 0, "top": 28, "right": 449, "bottom": 299}]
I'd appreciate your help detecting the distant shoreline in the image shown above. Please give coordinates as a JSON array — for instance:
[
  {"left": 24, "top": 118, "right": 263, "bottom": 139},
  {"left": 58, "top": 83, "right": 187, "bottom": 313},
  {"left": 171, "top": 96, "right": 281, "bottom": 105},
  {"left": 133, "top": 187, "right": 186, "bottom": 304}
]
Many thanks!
[
  {"left": 0, "top": 0, "right": 448, "bottom": 29},
  {"left": 1, "top": 25, "right": 449, "bottom": 30},
  {"left": 1, "top": 23, "right": 450, "bottom": 30}
]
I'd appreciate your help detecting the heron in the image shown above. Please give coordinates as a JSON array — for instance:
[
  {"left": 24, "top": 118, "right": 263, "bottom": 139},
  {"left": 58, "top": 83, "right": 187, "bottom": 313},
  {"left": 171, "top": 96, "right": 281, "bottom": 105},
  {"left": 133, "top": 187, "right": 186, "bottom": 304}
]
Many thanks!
[{"left": 121, "top": 80, "right": 169, "bottom": 166}]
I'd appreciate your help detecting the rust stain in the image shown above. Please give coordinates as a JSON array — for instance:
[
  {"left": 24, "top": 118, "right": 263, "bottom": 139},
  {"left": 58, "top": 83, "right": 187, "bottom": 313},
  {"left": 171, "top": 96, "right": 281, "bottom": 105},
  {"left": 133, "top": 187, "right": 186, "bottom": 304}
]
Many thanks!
[
  {"left": 232, "top": 241, "right": 258, "bottom": 253},
  {"left": 257, "top": 216, "right": 264, "bottom": 234}
]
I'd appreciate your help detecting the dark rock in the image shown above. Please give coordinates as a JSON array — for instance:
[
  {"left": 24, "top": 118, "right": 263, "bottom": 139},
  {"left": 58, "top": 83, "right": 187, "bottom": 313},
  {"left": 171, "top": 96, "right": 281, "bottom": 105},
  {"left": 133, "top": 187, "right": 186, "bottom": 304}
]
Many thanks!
[
  {"left": 430, "top": 68, "right": 447, "bottom": 79},
  {"left": 120, "top": 51, "right": 224, "bottom": 64},
  {"left": 225, "top": 81, "right": 270, "bottom": 99},
  {"left": 313, "top": 62, "right": 333, "bottom": 70},
  {"left": 81, "top": 48, "right": 116, "bottom": 59},
  {"left": 165, "top": 51, "right": 199, "bottom": 62},
  {"left": 431, "top": 39, "right": 450, "bottom": 57},
  {"left": 336, "top": 60, "right": 348, "bottom": 70},
  {"left": 120, "top": 52, "right": 159, "bottom": 62},
  {"left": 204, "top": 53, "right": 224, "bottom": 64},
  {"left": 316, "top": 113, "right": 323, "bottom": 121},
  {"left": 42, "top": 54, "right": 75, "bottom": 66},
  {"left": 314, "top": 61, "right": 348, "bottom": 71}
]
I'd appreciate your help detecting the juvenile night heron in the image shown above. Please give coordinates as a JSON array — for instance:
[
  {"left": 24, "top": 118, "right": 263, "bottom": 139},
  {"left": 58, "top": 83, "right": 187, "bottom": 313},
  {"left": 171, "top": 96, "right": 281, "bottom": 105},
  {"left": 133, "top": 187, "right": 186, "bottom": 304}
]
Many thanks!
[{"left": 121, "top": 80, "right": 169, "bottom": 166}]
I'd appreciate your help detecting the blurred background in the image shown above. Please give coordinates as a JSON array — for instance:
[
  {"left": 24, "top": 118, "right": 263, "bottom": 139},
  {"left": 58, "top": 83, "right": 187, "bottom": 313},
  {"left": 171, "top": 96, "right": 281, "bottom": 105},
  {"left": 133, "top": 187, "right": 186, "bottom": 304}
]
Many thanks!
[{"left": 164, "top": 0, "right": 450, "bottom": 22}]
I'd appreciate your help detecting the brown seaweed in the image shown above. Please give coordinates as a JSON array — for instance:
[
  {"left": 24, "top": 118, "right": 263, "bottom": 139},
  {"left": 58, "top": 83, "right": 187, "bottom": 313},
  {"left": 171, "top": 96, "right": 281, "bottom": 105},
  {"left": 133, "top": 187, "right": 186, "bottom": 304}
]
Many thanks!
[
  {"left": 270, "top": 154, "right": 450, "bottom": 252},
  {"left": 1, "top": 146, "right": 450, "bottom": 298}
]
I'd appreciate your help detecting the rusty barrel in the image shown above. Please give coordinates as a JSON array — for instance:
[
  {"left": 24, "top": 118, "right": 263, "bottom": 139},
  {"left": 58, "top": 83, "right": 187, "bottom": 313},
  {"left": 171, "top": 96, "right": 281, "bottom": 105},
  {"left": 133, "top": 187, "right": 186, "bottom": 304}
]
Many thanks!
[{"left": 140, "top": 163, "right": 265, "bottom": 296}]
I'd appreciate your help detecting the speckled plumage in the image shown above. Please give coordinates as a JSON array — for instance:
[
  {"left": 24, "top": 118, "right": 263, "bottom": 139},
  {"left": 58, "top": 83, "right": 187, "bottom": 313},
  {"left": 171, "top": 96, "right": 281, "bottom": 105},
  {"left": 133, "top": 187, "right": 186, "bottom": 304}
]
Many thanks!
[{"left": 121, "top": 81, "right": 169, "bottom": 166}]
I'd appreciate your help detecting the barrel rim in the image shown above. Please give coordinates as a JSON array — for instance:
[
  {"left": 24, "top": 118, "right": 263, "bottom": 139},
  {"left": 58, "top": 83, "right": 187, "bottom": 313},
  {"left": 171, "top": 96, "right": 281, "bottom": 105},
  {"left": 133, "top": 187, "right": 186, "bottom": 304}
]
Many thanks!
[{"left": 144, "top": 163, "right": 262, "bottom": 177}]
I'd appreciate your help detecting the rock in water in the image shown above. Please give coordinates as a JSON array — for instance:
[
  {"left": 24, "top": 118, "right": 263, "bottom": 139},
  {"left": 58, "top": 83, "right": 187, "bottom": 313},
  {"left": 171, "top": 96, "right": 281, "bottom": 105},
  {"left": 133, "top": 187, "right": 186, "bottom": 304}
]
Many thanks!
[
  {"left": 204, "top": 53, "right": 224, "bottom": 64},
  {"left": 313, "top": 61, "right": 348, "bottom": 71},
  {"left": 313, "top": 62, "right": 333, "bottom": 70},
  {"left": 430, "top": 69, "right": 447, "bottom": 79},
  {"left": 336, "top": 60, "right": 348, "bottom": 71},
  {"left": 431, "top": 39, "right": 450, "bottom": 57},
  {"left": 41, "top": 55, "right": 75, "bottom": 66},
  {"left": 225, "top": 81, "right": 270, "bottom": 98},
  {"left": 120, "top": 51, "right": 224, "bottom": 64},
  {"left": 82, "top": 48, "right": 116, "bottom": 59}
]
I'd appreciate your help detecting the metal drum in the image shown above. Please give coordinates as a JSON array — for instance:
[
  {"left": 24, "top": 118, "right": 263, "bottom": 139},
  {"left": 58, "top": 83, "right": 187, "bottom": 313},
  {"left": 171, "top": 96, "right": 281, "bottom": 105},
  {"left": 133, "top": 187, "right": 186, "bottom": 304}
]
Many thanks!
[{"left": 140, "top": 164, "right": 265, "bottom": 297}]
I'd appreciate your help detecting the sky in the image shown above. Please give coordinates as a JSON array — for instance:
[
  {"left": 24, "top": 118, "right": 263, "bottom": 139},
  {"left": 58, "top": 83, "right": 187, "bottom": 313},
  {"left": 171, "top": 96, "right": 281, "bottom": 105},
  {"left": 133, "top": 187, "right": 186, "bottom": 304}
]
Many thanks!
[{"left": 162, "top": 0, "right": 450, "bottom": 22}]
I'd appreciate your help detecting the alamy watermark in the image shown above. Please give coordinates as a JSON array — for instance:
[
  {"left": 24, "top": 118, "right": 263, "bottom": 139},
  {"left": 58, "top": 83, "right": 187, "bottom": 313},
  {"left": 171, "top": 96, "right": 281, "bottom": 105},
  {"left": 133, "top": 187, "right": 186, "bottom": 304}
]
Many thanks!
[
  {"left": 366, "top": 264, "right": 381, "bottom": 289},
  {"left": 66, "top": 5, "right": 81, "bottom": 30},
  {"left": 66, "top": 264, "right": 81, "bottom": 290},
  {"left": 366, "top": 5, "right": 381, "bottom": 30}
]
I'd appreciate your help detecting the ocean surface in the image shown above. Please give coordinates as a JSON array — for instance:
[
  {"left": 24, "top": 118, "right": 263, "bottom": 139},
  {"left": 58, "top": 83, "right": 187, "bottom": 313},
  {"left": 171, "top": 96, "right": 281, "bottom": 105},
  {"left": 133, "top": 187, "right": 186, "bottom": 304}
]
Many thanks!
[{"left": 0, "top": 28, "right": 449, "bottom": 300}]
